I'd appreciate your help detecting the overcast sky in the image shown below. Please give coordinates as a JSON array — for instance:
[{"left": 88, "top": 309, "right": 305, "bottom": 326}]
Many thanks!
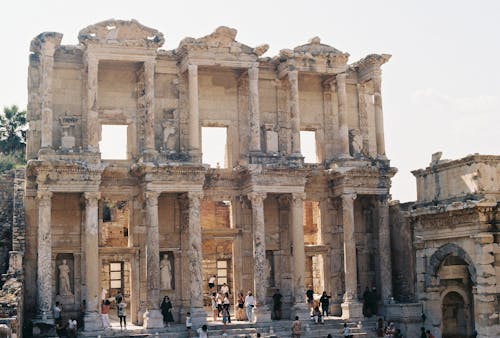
[{"left": 1, "top": 0, "right": 498, "bottom": 202}]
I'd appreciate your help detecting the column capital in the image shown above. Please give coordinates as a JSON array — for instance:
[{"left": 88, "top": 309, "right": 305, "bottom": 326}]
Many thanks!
[
  {"left": 336, "top": 72, "right": 347, "bottom": 84},
  {"left": 84, "top": 191, "right": 101, "bottom": 201},
  {"left": 36, "top": 190, "right": 53, "bottom": 201},
  {"left": 188, "top": 63, "right": 198, "bottom": 73},
  {"left": 377, "top": 194, "right": 390, "bottom": 204},
  {"left": 188, "top": 191, "right": 203, "bottom": 201},
  {"left": 291, "top": 192, "right": 306, "bottom": 204},
  {"left": 247, "top": 192, "right": 267, "bottom": 206},
  {"left": 342, "top": 192, "right": 357, "bottom": 201},
  {"left": 288, "top": 69, "right": 298, "bottom": 82}
]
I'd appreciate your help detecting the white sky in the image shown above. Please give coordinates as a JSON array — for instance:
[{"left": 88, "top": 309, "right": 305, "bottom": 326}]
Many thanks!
[{"left": 1, "top": 0, "right": 498, "bottom": 202}]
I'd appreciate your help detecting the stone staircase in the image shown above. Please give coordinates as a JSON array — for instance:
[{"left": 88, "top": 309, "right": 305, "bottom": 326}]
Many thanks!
[{"left": 77, "top": 317, "right": 380, "bottom": 338}]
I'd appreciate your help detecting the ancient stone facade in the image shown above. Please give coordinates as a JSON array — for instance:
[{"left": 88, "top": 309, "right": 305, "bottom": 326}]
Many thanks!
[
  {"left": 24, "top": 19, "right": 397, "bottom": 332},
  {"left": 405, "top": 154, "right": 500, "bottom": 338}
]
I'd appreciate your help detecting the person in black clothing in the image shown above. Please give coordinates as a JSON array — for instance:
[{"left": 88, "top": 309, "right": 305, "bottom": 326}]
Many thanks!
[
  {"left": 306, "top": 285, "right": 314, "bottom": 311},
  {"left": 420, "top": 327, "right": 427, "bottom": 338},
  {"left": 272, "top": 289, "right": 283, "bottom": 320},
  {"left": 160, "top": 296, "right": 174, "bottom": 327},
  {"left": 363, "top": 287, "right": 372, "bottom": 317},
  {"left": 319, "top": 291, "right": 331, "bottom": 317}
]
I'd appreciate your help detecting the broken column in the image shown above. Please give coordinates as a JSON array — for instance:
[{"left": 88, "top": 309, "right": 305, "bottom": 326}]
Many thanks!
[
  {"left": 288, "top": 70, "right": 301, "bottom": 156},
  {"left": 336, "top": 73, "right": 350, "bottom": 158},
  {"left": 188, "top": 64, "right": 201, "bottom": 160},
  {"left": 143, "top": 60, "right": 157, "bottom": 160},
  {"left": 86, "top": 55, "right": 99, "bottom": 152},
  {"left": 372, "top": 72, "right": 386, "bottom": 158},
  {"left": 248, "top": 64, "right": 261, "bottom": 153}
]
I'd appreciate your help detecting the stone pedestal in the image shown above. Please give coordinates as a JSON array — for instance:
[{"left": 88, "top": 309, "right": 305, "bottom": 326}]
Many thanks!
[
  {"left": 254, "top": 305, "right": 272, "bottom": 323},
  {"left": 84, "top": 312, "right": 103, "bottom": 331},
  {"left": 341, "top": 301, "right": 363, "bottom": 319},
  {"left": 143, "top": 309, "right": 164, "bottom": 329}
]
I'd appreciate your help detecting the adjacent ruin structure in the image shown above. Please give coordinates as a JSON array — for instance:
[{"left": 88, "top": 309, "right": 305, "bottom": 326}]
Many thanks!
[{"left": 0, "top": 19, "right": 495, "bottom": 338}]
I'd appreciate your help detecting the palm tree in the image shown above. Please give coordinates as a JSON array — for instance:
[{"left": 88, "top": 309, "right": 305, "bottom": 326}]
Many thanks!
[{"left": 0, "top": 105, "right": 26, "bottom": 154}]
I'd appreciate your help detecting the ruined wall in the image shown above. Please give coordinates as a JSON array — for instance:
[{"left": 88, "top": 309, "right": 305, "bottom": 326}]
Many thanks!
[{"left": 0, "top": 171, "right": 14, "bottom": 275}]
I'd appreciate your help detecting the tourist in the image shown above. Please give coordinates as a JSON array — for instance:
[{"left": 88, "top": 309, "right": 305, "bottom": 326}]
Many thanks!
[
  {"left": 211, "top": 293, "right": 218, "bottom": 321},
  {"left": 272, "top": 289, "right": 283, "bottom": 320},
  {"left": 53, "top": 301, "right": 62, "bottom": 324},
  {"left": 369, "top": 287, "right": 378, "bottom": 315},
  {"left": 420, "top": 327, "right": 427, "bottom": 338},
  {"left": 244, "top": 291, "right": 255, "bottom": 322},
  {"left": 385, "top": 322, "right": 395, "bottom": 337},
  {"left": 55, "top": 319, "right": 66, "bottom": 338},
  {"left": 223, "top": 292, "right": 231, "bottom": 323},
  {"left": 377, "top": 318, "right": 385, "bottom": 337},
  {"left": 160, "top": 296, "right": 174, "bottom": 327},
  {"left": 319, "top": 291, "right": 331, "bottom": 317},
  {"left": 426, "top": 329, "right": 435, "bottom": 338},
  {"left": 216, "top": 292, "right": 223, "bottom": 317},
  {"left": 393, "top": 328, "right": 403, "bottom": 338},
  {"left": 117, "top": 300, "right": 127, "bottom": 330},
  {"left": 343, "top": 322, "right": 352, "bottom": 337},
  {"left": 101, "top": 299, "right": 111, "bottom": 328},
  {"left": 312, "top": 306, "right": 323, "bottom": 324},
  {"left": 363, "top": 286, "right": 372, "bottom": 317},
  {"left": 208, "top": 274, "right": 216, "bottom": 289},
  {"left": 67, "top": 318, "right": 77, "bottom": 338},
  {"left": 306, "top": 285, "right": 314, "bottom": 311},
  {"left": 291, "top": 316, "right": 301, "bottom": 338},
  {"left": 115, "top": 291, "right": 123, "bottom": 304},
  {"left": 222, "top": 304, "right": 230, "bottom": 333},
  {"left": 220, "top": 282, "right": 230, "bottom": 296},
  {"left": 236, "top": 291, "right": 245, "bottom": 320},
  {"left": 79, "top": 299, "right": 86, "bottom": 331},
  {"left": 197, "top": 324, "right": 209, "bottom": 338},
  {"left": 186, "top": 311, "right": 193, "bottom": 337}
]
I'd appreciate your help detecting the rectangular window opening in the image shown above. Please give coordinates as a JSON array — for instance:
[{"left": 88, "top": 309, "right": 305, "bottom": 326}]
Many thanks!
[
  {"left": 100, "top": 125, "right": 128, "bottom": 160},
  {"left": 300, "top": 130, "right": 318, "bottom": 163},
  {"left": 202, "top": 127, "right": 228, "bottom": 168}
]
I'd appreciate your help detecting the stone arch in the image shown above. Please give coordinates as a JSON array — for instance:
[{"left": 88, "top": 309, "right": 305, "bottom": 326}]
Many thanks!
[
  {"left": 441, "top": 289, "right": 473, "bottom": 338},
  {"left": 426, "top": 243, "right": 476, "bottom": 287}
]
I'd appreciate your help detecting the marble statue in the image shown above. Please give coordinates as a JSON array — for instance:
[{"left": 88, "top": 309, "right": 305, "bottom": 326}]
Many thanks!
[
  {"left": 58, "top": 259, "right": 72, "bottom": 296},
  {"left": 160, "top": 254, "right": 172, "bottom": 290}
]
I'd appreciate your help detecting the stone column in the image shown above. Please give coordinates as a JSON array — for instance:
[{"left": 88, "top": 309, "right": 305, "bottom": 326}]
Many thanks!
[
  {"left": 378, "top": 195, "right": 392, "bottom": 303},
  {"left": 336, "top": 73, "right": 350, "bottom": 158},
  {"left": 187, "top": 191, "right": 205, "bottom": 325},
  {"left": 86, "top": 56, "right": 100, "bottom": 152},
  {"left": 372, "top": 73, "right": 386, "bottom": 158},
  {"left": 341, "top": 192, "right": 363, "bottom": 319},
  {"left": 288, "top": 70, "right": 301, "bottom": 156},
  {"left": 248, "top": 192, "right": 271, "bottom": 322},
  {"left": 143, "top": 191, "right": 163, "bottom": 328},
  {"left": 83, "top": 192, "right": 103, "bottom": 331},
  {"left": 37, "top": 190, "right": 53, "bottom": 320},
  {"left": 188, "top": 64, "right": 201, "bottom": 159},
  {"left": 39, "top": 35, "right": 62, "bottom": 151},
  {"left": 248, "top": 65, "right": 261, "bottom": 153},
  {"left": 290, "top": 193, "right": 310, "bottom": 319},
  {"left": 143, "top": 60, "right": 157, "bottom": 159}
]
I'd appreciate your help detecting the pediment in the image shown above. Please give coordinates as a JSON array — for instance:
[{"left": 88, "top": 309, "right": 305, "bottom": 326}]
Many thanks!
[
  {"left": 279, "top": 37, "right": 349, "bottom": 62},
  {"left": 176, "top": 26, "right": 269, "bottom": 58},
  {"left": 78, "top": 19, "right": 164, "bottom": 48}
]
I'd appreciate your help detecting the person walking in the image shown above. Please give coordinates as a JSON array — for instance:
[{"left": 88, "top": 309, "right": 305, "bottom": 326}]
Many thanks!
[
  {"left": 306, "top": 285, "right": 314, "bottom": 311},
  {"left": 186, "top": 311, "right": 193, "bottom": 337},
  {"left": 160, "top": 296, "right": 174, "bottom": 327},
  {"left": 291, "top": 316, "right": 301, "bottom": 338},
  {"left": 197, "top": 324, "right": 209, "bottom": 338},
  {"left": 223, "top": 292, "right": 231, "bottom": 323},
  {"left": 244, "top": 291, "right": 255, "bottom": 322},
  {"left": 272, "top": 289, "right": 283, "bottom": 320},
  {"left": 117, "top": 300, "right": 127, "bottom": 330},
  {"left": 236, "top": 291, "right": 245, "bottom": 320},
  {"left": 343, "top": 322, "right": 352, "bottom": 338},
  {"left": 53, "top": 301, "right": 62, "bottom": 324},
  {"left": 101, "top": 299, "right": 111, "bottom": 328},
  {"left": 211, "top": 293, "right": 218, "bottom": 321},
  {"left": 319, "top": 291, "right": 331, "bottom": 317}
]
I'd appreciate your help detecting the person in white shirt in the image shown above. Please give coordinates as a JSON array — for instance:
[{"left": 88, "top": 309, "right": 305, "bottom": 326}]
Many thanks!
[
  {"left": 197, "top": 324, "right": 208, "bottom": 338},
  {"left": 244, "top": 291, "right": 255, "bottom": 322}
]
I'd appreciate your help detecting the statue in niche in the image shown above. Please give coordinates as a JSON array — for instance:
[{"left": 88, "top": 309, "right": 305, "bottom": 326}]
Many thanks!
[
  {"left": 162, "top": 120, "right": 177, "bottom": 152},
  {"left": 160, "top": 253, "right": 173, "bottom": 290},
  {"left": 349, "top": 129, "right": 363, "bottom": 157},
  {"left": 58, "top": 259, "right": 72, "bottom": 296}
]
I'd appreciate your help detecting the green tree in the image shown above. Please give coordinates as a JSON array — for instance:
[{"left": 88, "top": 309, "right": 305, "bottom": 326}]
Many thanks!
[{"left": 0, "top": 105, "right": 26, "bottom": 154}]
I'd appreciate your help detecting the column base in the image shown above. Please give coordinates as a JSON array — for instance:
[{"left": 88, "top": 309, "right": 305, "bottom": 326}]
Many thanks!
[
  {"left": 341, "top": 301, "right": 364, "bottom": 320},
  {"left": 84, "top": 311, "right": 103, "bottom": 331},
  {"left": 290, "top": 302, "right": 310, "bottom": 321},
  {"left": 143, "top": 309, "right": 164, "bottom": 329},
  {"left": 254, "top": 305, "right": 272, "bottom": 323}
]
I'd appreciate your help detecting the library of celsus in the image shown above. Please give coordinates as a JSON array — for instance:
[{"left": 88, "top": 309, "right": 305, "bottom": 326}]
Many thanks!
[{"left": 0, "top": 19, "right": 498, "bottom": 338}]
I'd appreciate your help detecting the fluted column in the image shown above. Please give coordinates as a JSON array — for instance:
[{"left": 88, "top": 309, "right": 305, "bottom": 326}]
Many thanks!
[
  {"left": 248, "top": 192, "right": 271, "bottom": 322},
  {"left": 83, "top": 192, "right": 103, "bottom": 331},
  {"left": 378, "top": 195, "right": 392, "bottom": 303},
  {"left": 288, "top": 70, "right": 301, "bottom": 156},
  {"left": 372, "top": 73, "right": 386, "bottom": 158},
  {"left": 86, "top": 56, "right": 99, "bottom": 152},
  {"left": 187, "top": 191, "right": 205, "bottom": 324},
  {"left": 39, "top": 36, "right": 61, "bottom": 150},
  {"left": 37, "top": 190, "right": 53, "bottom": 320},
  {"left": 336, "top": 73, "right": 350, "bottom": 158},
  {"left": 188, "top": 64, "right": 200, "bottom": 158},
  {"left": 290, "top": 192, "right": 310, "bottom": 318},
  {"left": 341, "top": 192, "right": 363, "bottom": 318},
  {"left": 248, "top": 65, "right": 261, "bottom": 152},
  {"left": 143, "top": 60, "right": 156, "bottom": 156},
  {"left": 143, "top": 191, "right": 163, "bottom": 328}
]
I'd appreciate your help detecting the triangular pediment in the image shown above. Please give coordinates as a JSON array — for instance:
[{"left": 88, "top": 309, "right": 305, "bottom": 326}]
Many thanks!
[{"left": 78, "top": 19, "right": 164, "bottom": 48}]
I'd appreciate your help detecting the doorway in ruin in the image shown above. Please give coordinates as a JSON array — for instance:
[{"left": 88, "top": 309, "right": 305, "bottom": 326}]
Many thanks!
[
  {"left": 442, "top": 291, "right": 469, "bottom": 338},
  {"left": 304, "top": 200, "right": 325, "bottom": 296},
  {"left": 200, "top": 199, "right": 234, "bottom": 315}
]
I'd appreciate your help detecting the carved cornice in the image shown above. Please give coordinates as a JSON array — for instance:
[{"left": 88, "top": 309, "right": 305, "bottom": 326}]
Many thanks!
[
  {"left": 352, "top": 54, "right": 391, "bottom": 82},
  {"left": 410, "top": 206, "right": 480, "bottom": 230},
  {"left": 78, "top": 19, "right": 164, "bottom": 48},
  {"left": 411, "top": 154, "right": 500, "bottom": 177},
  {"left": 329, "top": 165, "right": 397, "bottom": 196},
  {"left": 27, "top": 159, "right": 104, "bottom": 188},
  {"left": 130, "top": 163, "right": 206, "bottom": 184},
  {"left": 30, "top": 32, "right": 63, "bottom": 54}
]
